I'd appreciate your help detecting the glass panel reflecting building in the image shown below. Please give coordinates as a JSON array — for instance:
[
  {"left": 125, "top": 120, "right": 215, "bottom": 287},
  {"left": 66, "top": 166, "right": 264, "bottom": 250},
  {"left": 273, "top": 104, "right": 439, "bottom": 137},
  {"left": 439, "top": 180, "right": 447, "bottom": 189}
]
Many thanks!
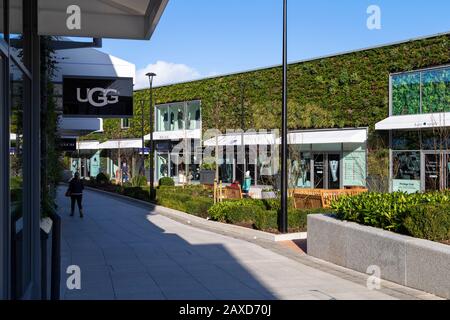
[{"left": 389, "top": 65, "right": 450, "bottom": 193}]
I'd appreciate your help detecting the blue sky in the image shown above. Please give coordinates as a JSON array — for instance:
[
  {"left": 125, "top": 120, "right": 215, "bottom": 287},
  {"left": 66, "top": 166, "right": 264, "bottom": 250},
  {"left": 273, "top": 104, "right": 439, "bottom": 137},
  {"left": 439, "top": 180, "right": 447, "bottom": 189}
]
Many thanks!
[{"left": 98, "top": 0, "right": 450, "bottom": 88}]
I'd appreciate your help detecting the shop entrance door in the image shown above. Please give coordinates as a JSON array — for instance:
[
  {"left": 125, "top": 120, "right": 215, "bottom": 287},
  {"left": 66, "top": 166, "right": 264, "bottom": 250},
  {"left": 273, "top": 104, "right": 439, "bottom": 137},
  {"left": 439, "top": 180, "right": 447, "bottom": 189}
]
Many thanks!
[
  {"left": 424, "top": 152, "right": 450, "bottom": 191},
  {"left": 313, "top": 153, "right": 341, "bottom": 189}
]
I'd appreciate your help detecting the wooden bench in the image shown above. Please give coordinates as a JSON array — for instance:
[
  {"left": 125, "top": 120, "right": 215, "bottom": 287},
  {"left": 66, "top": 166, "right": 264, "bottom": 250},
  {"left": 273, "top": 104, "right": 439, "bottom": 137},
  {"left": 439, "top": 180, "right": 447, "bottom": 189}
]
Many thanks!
[{"left": 293, "top": 188, "right": 368, "bottom": 209}]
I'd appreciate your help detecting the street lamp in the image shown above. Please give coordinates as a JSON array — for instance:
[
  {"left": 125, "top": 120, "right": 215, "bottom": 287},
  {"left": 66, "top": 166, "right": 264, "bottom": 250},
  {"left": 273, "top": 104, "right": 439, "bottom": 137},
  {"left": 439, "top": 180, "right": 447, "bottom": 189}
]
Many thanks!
[
  {"left": 279, "top": 0, "right": 288, "bottom": 233},
  {"left": 146, "top": 72, "right": 157, "bottom": 201},
  {"left": 140, "top": 100, "right": 145, "bottom": 175}
]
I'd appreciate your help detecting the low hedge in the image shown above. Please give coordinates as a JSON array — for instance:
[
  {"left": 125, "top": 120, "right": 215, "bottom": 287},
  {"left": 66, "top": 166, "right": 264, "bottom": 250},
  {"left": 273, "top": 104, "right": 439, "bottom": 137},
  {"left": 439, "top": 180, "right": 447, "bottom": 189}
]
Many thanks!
[
  {"left": 404, "top": 203, "right": 450, "bottom": 242},
  {"left": 208, "top": 200, "right": 330, "bottom": 232},
  {"left": 159, "top": 177, "right": 175, "bottom": 186},
  {"left": 332, "top": 191, "right": 450, "bottom": 241}
]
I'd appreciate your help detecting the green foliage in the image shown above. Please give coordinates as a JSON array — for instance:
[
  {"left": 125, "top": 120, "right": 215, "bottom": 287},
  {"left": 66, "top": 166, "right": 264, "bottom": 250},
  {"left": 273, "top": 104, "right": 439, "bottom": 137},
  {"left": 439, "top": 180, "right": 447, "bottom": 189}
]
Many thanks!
[
  {"left": 208, "top": 199, "right": 329, "bottom": 232},
  {"left": 84, "top": 35, "right": 449, "bottom": 185},
  {"left": 332, "top": 191, "right": 450, "bottom": 237},
  {"left": 159, "top": 177, "right": 175, "bottom": 186},
  {"left": 131, "top": 175, "right": 147, "bottom": 187},
  {"left": 208, "top": 200, "right": 266, "bottom": 222},
  {"left": 404, "top": 204, "right": 450, "bottom": 241},
  {"left": 96, "top": 172, "right": 110, "bottom": 185},
  {"left": 123, "top": 187, "right": 150, "bottom": 202},
  {"left": 155, "top": 186, "right": 213, "bottom": 218}
]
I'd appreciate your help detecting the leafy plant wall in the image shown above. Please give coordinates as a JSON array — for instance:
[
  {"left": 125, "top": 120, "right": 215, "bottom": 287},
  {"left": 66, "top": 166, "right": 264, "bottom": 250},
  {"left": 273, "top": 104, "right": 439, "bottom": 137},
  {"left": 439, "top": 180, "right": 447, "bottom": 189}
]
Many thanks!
[
  {"left": 89, "top": 34, "right": 449, "bottom": 140},
  {"left": 85, "top": 34, "right": 449, "bottom": 186}
]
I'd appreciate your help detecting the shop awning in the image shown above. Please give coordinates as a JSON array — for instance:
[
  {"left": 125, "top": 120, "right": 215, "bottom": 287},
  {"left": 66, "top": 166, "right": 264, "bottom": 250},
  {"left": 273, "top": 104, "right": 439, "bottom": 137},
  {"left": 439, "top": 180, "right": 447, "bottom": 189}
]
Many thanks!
[
  {"left": 145, "top": 129, "right": 202, "bottom": 141},
  {"left": 375, "top": 113, "right": 450, "bottom": 130},
  {"left": 6, "top": 0, "right": 168, "bottom": 40},
  {"left": 203, "top": 133, "right": 278, "bottom": 147},
  {"left": 58, "top": 117, "right": 103, "bottom": 136},
  {"left": 98, "top": 139, "right": 143, "bottom": 149},
  {"left": 285, "top": 129, "right": 368, "bottom": 145},
  {"left": 77, "top": 141, "right": 100, "bottom": 150}
]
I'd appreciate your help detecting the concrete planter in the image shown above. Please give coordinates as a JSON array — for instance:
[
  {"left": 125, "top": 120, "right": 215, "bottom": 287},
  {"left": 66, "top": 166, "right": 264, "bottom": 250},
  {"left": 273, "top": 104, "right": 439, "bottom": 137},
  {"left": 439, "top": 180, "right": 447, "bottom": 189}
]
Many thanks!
[{"left": 307, "top": 214, "right": 450, "bottom": 299}]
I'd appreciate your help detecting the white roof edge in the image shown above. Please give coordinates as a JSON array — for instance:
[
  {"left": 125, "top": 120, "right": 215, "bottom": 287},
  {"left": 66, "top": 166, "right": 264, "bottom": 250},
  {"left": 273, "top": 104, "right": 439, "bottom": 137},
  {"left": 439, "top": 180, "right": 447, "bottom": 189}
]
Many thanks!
[{"left": 376, "top": 113, "right": 450, "bottom": 130}]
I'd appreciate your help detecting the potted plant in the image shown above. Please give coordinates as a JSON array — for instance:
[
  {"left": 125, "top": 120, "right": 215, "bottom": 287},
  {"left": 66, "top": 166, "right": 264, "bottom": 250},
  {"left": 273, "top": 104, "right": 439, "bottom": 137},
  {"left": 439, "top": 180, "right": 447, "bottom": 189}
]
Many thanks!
[{"left": 200, "top": 158, "right": 216, "bottom": 185}]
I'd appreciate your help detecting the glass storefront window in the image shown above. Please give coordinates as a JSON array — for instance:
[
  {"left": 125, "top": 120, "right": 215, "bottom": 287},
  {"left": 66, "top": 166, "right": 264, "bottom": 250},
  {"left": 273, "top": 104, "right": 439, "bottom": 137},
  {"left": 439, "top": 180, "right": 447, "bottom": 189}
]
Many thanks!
[
  {"left": 391, "top": 66, "right": 449, "bottom": 116},
  {"left": 422, "top": 68, "right": 450, "bottom": 113},
  {"left": 392, "top": 130, "right": 420, "bottom": 150},
  {"left": 156, "top": 104, "right": 168, "bottom": 132},
  {"left": 421, "top": 129, "right": 450, "bottom": 151},
  {"left": 156, "top": 153, "right": 169, "bottom": 181},
  {"left": 168, "top": 102, "right": 184, "bottom": 131},
  {"left": 187, "top": 101, "right": 201, "bottom": 130},
  {"left": 156, "top": 101, "right": 201, "bottom": 132},
  {"left": 392, "top": 151, "right": 421, "bottom": 193},
  {"left": 392, "top": 72, "right": 421, "bottom": 115},
  {"left": 10, "top": 60, "right": 32, "bottom": 296}
]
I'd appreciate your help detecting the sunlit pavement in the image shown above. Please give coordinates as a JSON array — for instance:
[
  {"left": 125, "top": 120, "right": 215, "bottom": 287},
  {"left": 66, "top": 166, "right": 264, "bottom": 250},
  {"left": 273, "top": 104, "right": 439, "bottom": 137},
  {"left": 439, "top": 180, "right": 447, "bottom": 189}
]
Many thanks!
[{"left": 57, "top": 187, "right": 439, "bottom": 300}]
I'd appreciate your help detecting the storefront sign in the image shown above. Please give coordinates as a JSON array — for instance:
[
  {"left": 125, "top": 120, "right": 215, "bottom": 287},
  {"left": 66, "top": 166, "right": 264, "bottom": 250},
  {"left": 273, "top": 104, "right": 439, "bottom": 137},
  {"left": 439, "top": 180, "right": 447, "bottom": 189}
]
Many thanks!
[
  {"left": 59, "top": 138, "right": 77, "bottom": 151},
  {"left": 63, "top": 76, "right": 133, "bottom": 117},
  {"left": 343, "top": 151, "right": 366, "bottom": 187},
  {"left": 392, "top": 179, "right": 421, "bottom": 194}
]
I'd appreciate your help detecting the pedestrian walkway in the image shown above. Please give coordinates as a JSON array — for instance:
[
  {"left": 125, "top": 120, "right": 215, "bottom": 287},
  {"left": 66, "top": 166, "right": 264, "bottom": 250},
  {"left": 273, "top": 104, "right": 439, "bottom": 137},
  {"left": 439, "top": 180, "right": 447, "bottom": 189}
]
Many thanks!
[{"left": 57, "top": 188, "right": 438, "bottom": 300}]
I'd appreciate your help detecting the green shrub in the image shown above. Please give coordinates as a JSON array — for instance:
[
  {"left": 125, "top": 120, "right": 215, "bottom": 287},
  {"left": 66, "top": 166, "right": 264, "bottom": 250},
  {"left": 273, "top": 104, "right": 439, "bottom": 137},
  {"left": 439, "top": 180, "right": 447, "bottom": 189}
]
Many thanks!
[
  {"left": 254, "top": 210, "right": 278, "bottom": 230},
  {"left": 208, "top": 199, "right": 321, "bottom": 232},
  {"left": 123, "top": 182, "right": 132, "bottom": 188},
  {"left": 185, "top": 198, "right": 214, "bottom": 218},
  {"left": 332, "top": 191, "right": 450, "bottom": 235},
  {"left": 123, "top": 187, "right": 150, "bottom": 201},
  {"left": 131, "top": 175, "right": 147, "bottom": 187},
  {"left": 96, "top": 172, "right": 110, "bottom": 185},
  {"left": 159, "top": 177, "right": 175, "bottom": 187},
  {"left": 208, "top": 200, "right": 265, "bottom": 222},
  {"left": 404, "top": 204, "right": 450, "bottom": 241}
]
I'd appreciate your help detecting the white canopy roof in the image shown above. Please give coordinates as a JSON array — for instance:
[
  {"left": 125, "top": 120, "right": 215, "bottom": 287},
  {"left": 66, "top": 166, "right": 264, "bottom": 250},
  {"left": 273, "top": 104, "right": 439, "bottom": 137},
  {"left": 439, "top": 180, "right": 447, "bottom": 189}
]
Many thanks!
[
  {"left": 98, "top": 139, "right": 143, "bottom": 149},
  {"left": 6, "top": 0, "right": 168, "bottom": 40},
  {"left": 375, "top": 113, "right": 450, "bottom": 130},
  {"left": 203, "top": 133, "right": 278, "bottom": 147},
  {"left": 77, "top": 141, "right": 100, "bottom": 150},
  {"left": 204, "top": 129, "right": 367, "bottom": 147},
  {"left": 285, "top": 128, "right": 368, "bottom": 145}
]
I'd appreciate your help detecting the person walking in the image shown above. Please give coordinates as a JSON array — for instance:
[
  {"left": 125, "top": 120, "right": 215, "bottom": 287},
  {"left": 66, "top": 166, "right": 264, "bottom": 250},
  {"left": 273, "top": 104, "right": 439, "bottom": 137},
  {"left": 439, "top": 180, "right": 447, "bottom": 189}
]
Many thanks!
[
  {"left": 242, "top": 171, "right": 252, "bottom": 197},
  {"left": 67, "top": 172, "right": 84, "bottom": 218}
]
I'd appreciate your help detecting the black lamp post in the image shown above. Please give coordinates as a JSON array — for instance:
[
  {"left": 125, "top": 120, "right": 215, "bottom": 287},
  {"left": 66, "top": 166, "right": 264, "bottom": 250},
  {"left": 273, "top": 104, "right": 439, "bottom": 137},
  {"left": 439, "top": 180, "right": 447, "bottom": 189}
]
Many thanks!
[
  {"left": 279, "top": 0, "right": 288, "bottom": 233},
  {"left": 146, "top": 72, "right": 157, "bottom": 200}
]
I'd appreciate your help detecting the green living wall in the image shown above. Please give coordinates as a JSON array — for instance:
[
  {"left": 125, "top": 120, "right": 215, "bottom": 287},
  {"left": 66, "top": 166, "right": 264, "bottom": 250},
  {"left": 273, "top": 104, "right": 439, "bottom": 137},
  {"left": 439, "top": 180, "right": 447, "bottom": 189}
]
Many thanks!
[
  {"left": 88, "top": 34, "right": 449, "bottom": 140},
  {"left": 85, "top": 34, "right": 449, "bottom": 189}
]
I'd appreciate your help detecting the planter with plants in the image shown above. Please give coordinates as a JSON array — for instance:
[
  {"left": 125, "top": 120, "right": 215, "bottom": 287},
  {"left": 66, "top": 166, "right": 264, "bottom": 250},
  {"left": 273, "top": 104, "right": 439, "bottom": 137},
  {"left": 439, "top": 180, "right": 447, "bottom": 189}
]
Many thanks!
[{"left": 308, "top": 191, "right": 450, "bottom": 299}]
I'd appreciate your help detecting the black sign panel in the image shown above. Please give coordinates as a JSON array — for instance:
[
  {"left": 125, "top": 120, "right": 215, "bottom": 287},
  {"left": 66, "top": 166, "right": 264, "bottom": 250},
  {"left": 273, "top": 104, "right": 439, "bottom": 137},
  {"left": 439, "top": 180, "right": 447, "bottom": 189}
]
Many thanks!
[
  {"left": 63, "top": 76, "right": 133, "bottom": 118},
  {"left": 59, "top": 138, "right": 77, "bottom": 151}
]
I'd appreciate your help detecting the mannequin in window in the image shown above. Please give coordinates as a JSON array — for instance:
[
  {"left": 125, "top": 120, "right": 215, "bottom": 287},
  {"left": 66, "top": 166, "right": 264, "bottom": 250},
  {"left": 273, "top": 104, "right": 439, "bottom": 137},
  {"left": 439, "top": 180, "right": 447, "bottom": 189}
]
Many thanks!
[
  {"left": 163, "top": 111, "right": 169, "bottom": 131},
  {"left": 170, "top": 111, "right": 175, "bottom": 130},
  {"left": 177, "top": 109, "right": 184, "bottom": 130}
]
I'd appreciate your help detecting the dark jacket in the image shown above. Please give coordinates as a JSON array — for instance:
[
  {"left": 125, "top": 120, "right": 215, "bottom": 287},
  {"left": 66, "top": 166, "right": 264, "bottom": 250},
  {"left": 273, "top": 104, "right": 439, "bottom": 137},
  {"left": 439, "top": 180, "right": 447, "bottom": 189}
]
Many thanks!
[{"left": 69, "top": 178, "right": 84, "bottom": 195}]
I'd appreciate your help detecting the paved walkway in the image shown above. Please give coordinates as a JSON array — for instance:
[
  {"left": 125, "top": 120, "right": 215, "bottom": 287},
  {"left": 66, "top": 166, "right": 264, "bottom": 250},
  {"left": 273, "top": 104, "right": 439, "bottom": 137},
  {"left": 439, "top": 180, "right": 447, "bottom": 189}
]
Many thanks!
[{"left": 58, "top": 188, "right": 438, "bottom": 300}]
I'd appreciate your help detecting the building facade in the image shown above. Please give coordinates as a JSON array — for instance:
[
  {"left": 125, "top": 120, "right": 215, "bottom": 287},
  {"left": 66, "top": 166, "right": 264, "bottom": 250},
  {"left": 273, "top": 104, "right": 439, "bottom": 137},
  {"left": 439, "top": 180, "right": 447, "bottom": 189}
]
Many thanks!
[{"left": 84, "top": 33, "right": 449, "bottom": 193}]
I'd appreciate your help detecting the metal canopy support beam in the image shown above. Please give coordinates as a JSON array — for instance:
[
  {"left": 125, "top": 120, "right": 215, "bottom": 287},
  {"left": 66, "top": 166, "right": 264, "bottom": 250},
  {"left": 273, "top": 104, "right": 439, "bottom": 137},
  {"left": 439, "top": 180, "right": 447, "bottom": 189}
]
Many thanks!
[
  {"left": 10, "top": 38, "right": 103, "bottom": 51},
  {"left": 23, "top": 0, "right": 41, "bottom": 299},
  {"left": 0, "top": 0, "right": 11, "bottom": 301}
]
